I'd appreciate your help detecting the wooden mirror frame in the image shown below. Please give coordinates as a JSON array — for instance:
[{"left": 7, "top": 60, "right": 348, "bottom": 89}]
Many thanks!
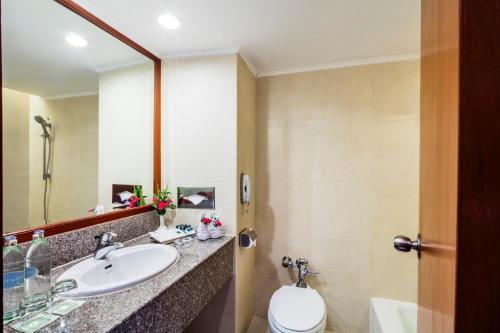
[{"left": 0, "top": 0, "right": 161, "bottom": 243}]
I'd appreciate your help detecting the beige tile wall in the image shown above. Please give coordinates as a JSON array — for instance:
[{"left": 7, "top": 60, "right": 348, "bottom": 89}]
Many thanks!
[
  {"left": 2, "top": 89, "right": 99, "bottom": 232},
  {"left": 236, "top": 55, "right": 257, "bottom": 333},
  {"left": 29, "top": 94, "right": 99, "bottom": 226},
  {"left": 2, "top": 88, "right": 31, "bottom": 232},
  {"left": 255, "top": 60, "right": 420, "bottom": 333}
]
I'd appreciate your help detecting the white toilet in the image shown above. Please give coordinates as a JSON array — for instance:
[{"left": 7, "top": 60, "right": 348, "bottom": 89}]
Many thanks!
[{"left": 267, "top": 285, "right": 327, "bottom": 333}]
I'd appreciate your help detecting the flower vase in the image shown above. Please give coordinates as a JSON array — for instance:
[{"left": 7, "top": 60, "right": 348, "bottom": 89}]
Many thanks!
[{"left": 158, "top": 214, "right": 168, "bottom": 231}]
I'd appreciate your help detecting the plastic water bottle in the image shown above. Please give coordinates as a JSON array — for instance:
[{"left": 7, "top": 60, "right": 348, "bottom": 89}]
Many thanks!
[
  {"left": 3, "top": 235, "right": 25, "bottom": 321},
  {"left": 23, "top": 230, "right": 52, "bottom": 312}
]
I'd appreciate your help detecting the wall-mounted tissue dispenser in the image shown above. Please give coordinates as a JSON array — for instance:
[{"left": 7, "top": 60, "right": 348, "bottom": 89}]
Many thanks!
[
  {"left": 239, "top": 228, "right": 257, "bottom": 249},
  {"left": 240, "top": 173, "right": 251, "bottom": 205}
]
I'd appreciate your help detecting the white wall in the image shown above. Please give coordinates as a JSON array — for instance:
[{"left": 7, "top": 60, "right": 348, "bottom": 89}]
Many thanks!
[
  {"left": 162, "top": 54, "right": 238, "bottom": 234},
  {"left": 163, "top": 54, "right": 261, "bottom": 333},
  {"left": 98, "top": 62, "right": 154, "bottom": 210}
]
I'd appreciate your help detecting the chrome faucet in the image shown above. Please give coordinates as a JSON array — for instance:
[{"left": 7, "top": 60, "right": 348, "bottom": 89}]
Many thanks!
[
  {"left": 282, "top": 256, "right": 319, "bottom": 288},
  {"left": 94, "top": 232, "right": 124, "bottom": 260}
]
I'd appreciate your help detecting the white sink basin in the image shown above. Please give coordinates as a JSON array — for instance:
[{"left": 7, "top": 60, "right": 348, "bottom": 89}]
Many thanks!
[{"left": 57, "top": 244, "right": 178, "bottom": 298}]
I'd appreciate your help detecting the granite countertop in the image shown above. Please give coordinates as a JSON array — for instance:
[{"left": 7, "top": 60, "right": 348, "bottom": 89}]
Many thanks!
[{"left": 4, "top": 234, "right": 234, "bottom": 333}]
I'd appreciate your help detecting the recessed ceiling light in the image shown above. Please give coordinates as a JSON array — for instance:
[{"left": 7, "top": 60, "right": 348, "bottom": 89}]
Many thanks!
[
  {"left": 158, "top": 14, "right": 182, "bottom": 30},
  {"left": 65, "top": 33, "right": 88, "bottom": 47}
]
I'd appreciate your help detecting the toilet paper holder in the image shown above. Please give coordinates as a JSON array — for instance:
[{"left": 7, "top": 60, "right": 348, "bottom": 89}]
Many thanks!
[{"left": 239, "top": 228, "right": 257, "bottom": 248}]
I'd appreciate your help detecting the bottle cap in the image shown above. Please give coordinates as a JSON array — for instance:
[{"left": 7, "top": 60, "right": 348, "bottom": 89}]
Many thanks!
[
  {"left": 4, "top": 235, "right": 18, "bottom": 246},
  {"left": 33, "top": 229, "right": 45, "bottom": 240}
]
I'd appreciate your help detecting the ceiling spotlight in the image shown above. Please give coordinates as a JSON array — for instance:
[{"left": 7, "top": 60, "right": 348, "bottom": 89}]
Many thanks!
[
  {"left": 65, "top": 33, "right": 88, "bottom": 47},
  {"left": 158, "top": 14, "right": 182, "bottom": 30}
]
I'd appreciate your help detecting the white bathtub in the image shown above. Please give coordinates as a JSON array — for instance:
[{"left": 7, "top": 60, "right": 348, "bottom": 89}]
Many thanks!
[{"left": 370, "top": 297, "right": 417, "bottom": 333}]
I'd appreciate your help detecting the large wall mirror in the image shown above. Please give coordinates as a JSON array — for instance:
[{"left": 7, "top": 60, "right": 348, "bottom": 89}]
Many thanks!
[{"left": 1, "top": 0, "right": 161, "bottom": 241}]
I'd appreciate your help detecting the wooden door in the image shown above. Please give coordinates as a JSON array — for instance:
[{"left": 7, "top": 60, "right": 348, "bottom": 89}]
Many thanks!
[
  {"left": 418, "top": 0, "right": 500, "bottom": 332},
  {"left": 418, "top": 0, "right": 459, "bottom": 331}
]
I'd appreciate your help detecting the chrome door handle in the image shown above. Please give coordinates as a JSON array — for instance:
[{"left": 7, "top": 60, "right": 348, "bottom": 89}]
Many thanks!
[{"left": 393, "top": 234, "right": 421, "bottom": 259}]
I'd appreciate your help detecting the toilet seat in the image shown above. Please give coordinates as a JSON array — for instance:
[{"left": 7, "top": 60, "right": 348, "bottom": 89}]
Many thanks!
[
  {"left": 268, "top": 311, "right": 326, "bottom": 333},
  {"left": 268, "top": 285, "right": 326, "bottom": 333}
]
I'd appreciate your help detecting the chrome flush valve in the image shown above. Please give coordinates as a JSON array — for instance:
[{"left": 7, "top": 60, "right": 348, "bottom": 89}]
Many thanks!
[{"left": 282, "top": 256, "right": 319, "bottom": 288}]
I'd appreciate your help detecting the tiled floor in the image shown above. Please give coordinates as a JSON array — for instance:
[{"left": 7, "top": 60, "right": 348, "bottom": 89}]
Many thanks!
[{"left": 247, "top": 316, "right": 335, "bottom": 333}]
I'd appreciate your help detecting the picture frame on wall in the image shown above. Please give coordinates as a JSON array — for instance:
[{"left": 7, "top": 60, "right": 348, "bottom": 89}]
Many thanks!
[{"left": 177, "top": 187, "right": 215, "bottom": 209}]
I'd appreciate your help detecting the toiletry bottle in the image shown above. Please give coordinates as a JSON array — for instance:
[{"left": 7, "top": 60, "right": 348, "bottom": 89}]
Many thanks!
[
  {"left": 3, "top": 235, "right": 26, "bottom": 321},
  {"left": 23, "top": 230, "right": 52, "bottom": 312}
]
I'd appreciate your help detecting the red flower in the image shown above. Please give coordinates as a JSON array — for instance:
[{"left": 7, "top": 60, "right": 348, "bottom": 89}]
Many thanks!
[
  {"left": 158, "top": 202, "right": 168, "bottom": 210},
  {"left": 215, "top": 220, "right": 222, "bottom": 227},
  {"left": 129, "top": 196, "right": 139, "bottom": 208},
  {"left": 201, "top": 217, "right": 212, "bottom": 225}
]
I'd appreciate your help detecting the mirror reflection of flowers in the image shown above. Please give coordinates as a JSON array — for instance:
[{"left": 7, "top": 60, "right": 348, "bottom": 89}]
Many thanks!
[
  {"left": 129, "top": 185, "right": 146, "bottom": 208},
  {"left": 152, "top": 184, "right": 177, "bottom": 215}
]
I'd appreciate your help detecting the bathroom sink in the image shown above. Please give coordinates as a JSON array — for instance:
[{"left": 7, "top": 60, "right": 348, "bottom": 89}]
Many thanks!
[{"left": 57, "top": 244, "right": 178, "bottom": 298}]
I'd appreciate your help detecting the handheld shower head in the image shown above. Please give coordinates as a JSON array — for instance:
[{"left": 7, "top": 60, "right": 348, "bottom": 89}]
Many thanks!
[
  {"left": 34, "top": 115, "right": 51, "bottom": 135},
  {"left": 34, "top": 116, "right": 52, "bottom": 223},
  {"left": 34, "top": 115, "right": 45, "bottom": 125}
]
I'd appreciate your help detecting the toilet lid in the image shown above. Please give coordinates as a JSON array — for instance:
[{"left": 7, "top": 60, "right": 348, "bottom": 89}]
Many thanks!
[{"left": 269, "top": 285, "right": 326, "bottom": 332}]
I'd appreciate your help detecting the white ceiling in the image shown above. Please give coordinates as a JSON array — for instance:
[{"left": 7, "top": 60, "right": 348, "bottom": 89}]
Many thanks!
[
  {"left": 2, "top": 0, "right": 150, "bottom": 98},
  {"left": 2, "top": 0, "right": 420, "bottom": 96},
  {"left": 74, "top": 0, "right": 420, "bottom": 75}
]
